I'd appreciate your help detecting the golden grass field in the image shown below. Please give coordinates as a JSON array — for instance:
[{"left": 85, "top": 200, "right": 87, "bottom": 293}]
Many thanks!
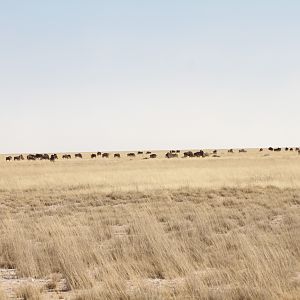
[{"left": 0, "top": 149, "right": 299, "bottom": 299}]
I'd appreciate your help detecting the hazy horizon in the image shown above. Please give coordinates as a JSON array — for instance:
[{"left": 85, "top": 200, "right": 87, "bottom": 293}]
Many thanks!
[{"left": 1, "top": 1, "right": 300, "bottom": 153}]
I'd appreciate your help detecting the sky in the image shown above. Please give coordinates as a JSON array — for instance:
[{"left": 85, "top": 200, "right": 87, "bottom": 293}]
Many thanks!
[{"left": 1, "top": 1, "right": 300, "bottom": 153}]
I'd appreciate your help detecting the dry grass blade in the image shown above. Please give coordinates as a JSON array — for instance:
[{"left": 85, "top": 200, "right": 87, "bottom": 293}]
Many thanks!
[{"left": 14, "top": 284, "right": 42, "bottom": 300}]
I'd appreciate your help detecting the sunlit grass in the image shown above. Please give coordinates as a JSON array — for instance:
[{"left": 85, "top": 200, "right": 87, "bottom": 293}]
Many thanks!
[{"left": 0, "top": 150, "right": 299, "bottom": 299}]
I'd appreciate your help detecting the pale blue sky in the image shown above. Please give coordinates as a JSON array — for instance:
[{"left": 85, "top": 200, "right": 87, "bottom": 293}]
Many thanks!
[{"left": 1, "top": 1, "right": 299, "bottom": 153}]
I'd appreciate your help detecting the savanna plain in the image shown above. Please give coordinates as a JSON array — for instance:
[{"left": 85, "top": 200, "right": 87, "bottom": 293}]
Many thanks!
[{"left": 0, "top": 149, "right": 299, "bottom": 299}]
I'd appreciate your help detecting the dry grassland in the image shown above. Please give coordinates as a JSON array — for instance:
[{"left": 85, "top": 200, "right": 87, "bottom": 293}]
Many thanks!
[{"left": 0, "top": 150, "right": 299, "bottom": 299}]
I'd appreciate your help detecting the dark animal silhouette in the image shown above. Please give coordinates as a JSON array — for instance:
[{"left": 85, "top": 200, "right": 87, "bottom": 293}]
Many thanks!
[
  {"left": 165, "top": 152, "right": 178, "bottom": 158},
  {"left": 194, "top": 150, "right": 205, "bottom": 157},
  {"left": 102, "top": 153, "right": 109, "bottom": 158},
  {"left": 14, "top": 155, "right": 24, "bottom": 161},
  {"left": 91, "top": 154, "right": 96, "bottom": 159},
  {"left": 41, "top": 154, "right": 49, "bottom": 160},
  {"left": 183, "top": 151, "right": 194, "bottom": 158},
  {"left": 114, "top": 153, "right": 121, "bottom": 158},
  {"left": 150, "top": 154, "right": 157, "bottom": 158},
  {"left": 50, "top": 154, "right": 56, "bottom": 162},
  {"left": 75, "top": 153, "right": 82, "bottom": 158},
  {"left": 6, "top": 156, "right": 12, "bottom": 161},
  {"left": 127, "top": 153, "right": 135, "bottom": 157}
]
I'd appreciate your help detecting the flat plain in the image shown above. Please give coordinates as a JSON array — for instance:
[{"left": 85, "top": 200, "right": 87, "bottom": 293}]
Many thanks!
[{"left": 0, "top": 149, "right": 299, "bottom": 299}]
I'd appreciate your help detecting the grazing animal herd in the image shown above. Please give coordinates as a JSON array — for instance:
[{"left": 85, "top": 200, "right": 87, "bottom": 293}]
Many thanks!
[{"left": 5, "top": 147, "right": 300, "bottom": 162}]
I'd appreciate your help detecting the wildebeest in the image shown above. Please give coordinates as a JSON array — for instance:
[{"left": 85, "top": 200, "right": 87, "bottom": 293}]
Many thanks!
[
  {"left": 296, "top": 147, "right": 299, "bottom": 151},
  {"left": 97, "top": 152, "right": 101, "bottom": 156},
  {"left": 290, "top": 148, "right": 294, "bottom": 151},
  {"left": 27, "top": 154, "right": 36, "bottom": 160},
  {"left": 137, "top": 151, "right": 143, "bottom": 155},
  {"left": 102, "top": 153, "right": 109, "bottom": 158},
  {"left": 127, "top": 153, "right": 135, "bottom": 157},
  {"left": 176, "top": 150, "right": 180, "bottom": 153},
  {"left": 285, "top": 147, "right": 289, "bottom": 151},
  {"left": 6, "top": 156, "right": 12, "bottom": 161},
  {"left": 239, "top": 149, "right": 247, "bottom": 153},
  {"left": 62, "top": 154, "right": 71, "bottom": 159},
  {"left": 75, "top": 153, "right": 82, "bottom": 158},
  {"left": 14, "top": 154, "right": 24, "bottom": 160},
  {"left": 114, "top": 153, "right": 121, "bottom": 158},
  {"left": 259, "top": 148, "right": 263, "bottom": 152},
  {"left": 91, "top": 154, "right": 97, "bottom": 159},
  {"left": 146, "top": 151, "right": 151, "bottom": 154},
  {"left": 165, "top": 152, "right": 178, "bottom": 158},
  {"left": 150, "top": 154, "right": 157, "bottom": 158},
  {"left": 298, "top": 150, "right": 300, "bottom": 155},
  {"left": 194, "top": 150, "right": 205, "bottom": 157},
  {"left": 183, "top": 151, "right": 194, "bottom": 158},
  {"left": 50, "top": 154, "right": 57, "bottom": 162},
  {"left": 268, "top": 147, "right": 274, "bottom": 151},
  {"left": 14, "top": 155, "right": 24, "bottom": 161},
  {"left": 213, "top": 150, "right": 217, "bottom": 154},
  {"left": 41, "top": 154, "right": 49, "bottom": 160},
  {"left": 274, "top": 148, "right": 281, "bottom": 152},
  {"left": 228, "top": 149, "right": 234, "bottom": 153}
]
